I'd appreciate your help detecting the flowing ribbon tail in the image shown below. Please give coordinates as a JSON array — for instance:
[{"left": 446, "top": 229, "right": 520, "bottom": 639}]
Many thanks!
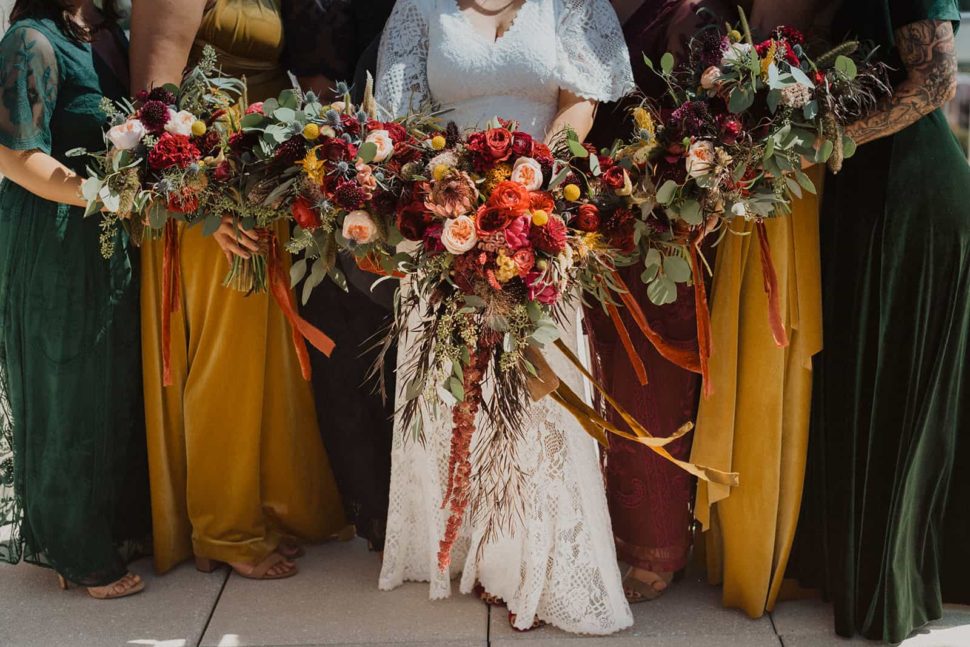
[
  {"left": 690, "top": 243, "right": 714, "bottom": 397},
  {"left": 161, "top": 221, "right": 181, "bottom": 387},
  {"left": 552, "top": 339, "right": 738, "bottom": 487},
  {"left": 357, "top": 252, "right": 405, "bottom": 279},
  {"left": 606, "top": 301, "right": 648, "bottom": 386},
  {"left": 267, "top": 238, "right": 335, "bottom": 381},
  {"left": 610, "top": 270, "right": 702, "bottom": 374},
  {"left": 756, "top": 221, "right": 789, "bottom": 348}
]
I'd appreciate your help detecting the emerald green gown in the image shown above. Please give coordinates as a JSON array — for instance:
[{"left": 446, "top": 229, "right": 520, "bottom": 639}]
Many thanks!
[
  {"left": 789, "top": 0, "right": 970, "bottom": 642},
  {"left": 0, "top": 18, "right": 150, "bottom": 586}
]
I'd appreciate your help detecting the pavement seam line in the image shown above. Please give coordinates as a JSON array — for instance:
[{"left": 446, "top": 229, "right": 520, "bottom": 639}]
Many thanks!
[{"left": 196, "top": 568, "right": 231, "bottom": 647}]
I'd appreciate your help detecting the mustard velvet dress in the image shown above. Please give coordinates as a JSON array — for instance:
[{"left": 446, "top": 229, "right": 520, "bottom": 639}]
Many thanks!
[
  {"left": 690, "top": 166, "right": 823, "bottom": 617},
  {"left": 140, "top": 0, "right": 346, "bottom": 573}
]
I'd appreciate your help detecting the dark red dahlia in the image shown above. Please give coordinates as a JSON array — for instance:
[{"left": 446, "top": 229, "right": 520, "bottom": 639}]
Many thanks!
[
  {"left": 396, "top": 199, "right": 433, "bottom": 241},
  {"left": 340, "top": 114, "right": 361, "bottom": 136},
  {"left": 195, "top": 129, "right": 221, "bottom": 155},
  {"left": 275, "top": 137, "right": 308, "bottom": 165},
  {"left": 381, "top": 122, "right": 408, "bottom": 144},
  {"left": 321, "top": 138, "right": 357, "bottom": 162},
  {"left": 530, "top": 214, "right": 568, "bottom": 255},
  {"left": 333, "top": 179, "right": 367, "bottom": 210},
  {"left": 148, "top": 133, "right": 201, "bottom": 171},
  {"left": 773, "top": 26, "right": 805, "bottom": 46},
  {"left": 139, "top": 100, "right": 170, "bottom": 134},
  {"left": 603, "top": 208, "right": 636, "bottom": 253},
  {"left": 533, "top": 142, "right": 555, "bottom": 166}
]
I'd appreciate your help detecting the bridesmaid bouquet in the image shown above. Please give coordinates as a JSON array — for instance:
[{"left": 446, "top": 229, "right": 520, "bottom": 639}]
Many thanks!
[
  {"left": 72, "top": 45, "right": 244, "bottom": 259},
  {"left": 222, "top": 81, "right": 428, "bottom": 298},
  {"left": 384, "top": 119, "right": 685, "bottom": 569}
]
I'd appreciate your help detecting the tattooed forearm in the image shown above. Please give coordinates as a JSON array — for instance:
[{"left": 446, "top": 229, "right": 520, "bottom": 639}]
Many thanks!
[{"left": 846, "top": 20, "right": 957, "bottom": 146}]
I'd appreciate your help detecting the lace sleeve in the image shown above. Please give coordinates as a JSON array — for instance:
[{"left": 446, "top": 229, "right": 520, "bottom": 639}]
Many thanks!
[
  {"left": 375, "top": 0, "right": 430, "bottom": 119},
  {"left": 0, "top": 26, "right": 59, "bottom": 154},
  {"left": 280, "top": 0, "right": 357, "bottom": 80},
  {"left": 555, "top": 0, "right": 635, "bottom": 103}
]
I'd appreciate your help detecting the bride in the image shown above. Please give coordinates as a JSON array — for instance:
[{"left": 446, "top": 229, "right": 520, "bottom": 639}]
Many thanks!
[{"left": 375, "top": 0, "right": 636, "bottom": 634}]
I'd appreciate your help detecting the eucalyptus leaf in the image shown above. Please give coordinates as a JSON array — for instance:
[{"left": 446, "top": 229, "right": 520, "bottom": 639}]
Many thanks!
[
  {"left": 795, "top": 170, "right": 817, "bottom": 194},
  {"left": 641, "top": 266, "right": 660, "bottom": 284},
  {"left": 568, "top": 139, "right": 589, "bottom": 158},
  {"left": 548, "top": 166, "right": 570, "bottom": 190},
  {"left": 643, "top": 247, "right": 662, "bottom": 268},
  {"left": 448, "top": 376, "right": 466, "bottom": 402},
  {"left": 272, "top": 107, "right": 297, "bottom": 122},
  {"left": 278, "top": 89, "right": 300, "bottom": 110},
  {"left": 802, "top": 100, "right": 819, "bottom": 121},
  {"left": 589, "top": 154, "right": 601, "bottom": 177},
  {"left": 842, "top": 136, "right": 858, "bottom": 159},
  {"left": 289, "top": 257, "right": 308, "bottom": 288},
  {"left": 785, "top": 175, "right": 803, "bottom": 199},
  {"left": 729, "top": 88, "right": 755, "bottom": 114},
  {"left": 766, "top": 89, "right": 782, "bottom": 114},
  {"left": 357, "top": 141, "right": 378, "bottom": 164},
  {"left": 679, "top": 199, "right": 703, "bottom": 226},
  {"left": 656, "top": 179, "right": 679, "bottom": 205},
  {"left": 646, "top": 276, "right": 678, "bottom": 305},
  {"left": 790, "top": 66, "right": 814, "bottom": 88},
  {"left": 240, "top": 113, "right": 266, "bottom": 129},
  {"left": 663, "top": 255, "right": 692, "bottom": 283},
  {"left": 202, "top": 213, "right": 222, "bottom": 237},
  {"left": 834, "top": 55, "right": 858, "bottom": 80},
  {"left": 660, "top": 52, "right": 675, "bottom": 75}
]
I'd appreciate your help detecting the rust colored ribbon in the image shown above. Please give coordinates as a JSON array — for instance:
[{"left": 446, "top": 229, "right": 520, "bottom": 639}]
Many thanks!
[
  {"left": 267, "top": 237, "right": 336, "bottom": 380},
  {"left": 161, "top": 220, "right": 181, "bottom": 387},
  {"left": 551, "top": 339, "right": 738, "bottom": 487},
  {"left": 690, "top": 241, "right": 714, "bottom": 397},
  {"left": 356, "top": 252, "right": 405, "bottom": 279},
  {"left": 609, "top": 270, "right": 702, "bottom": 375},
  {"left": 756, "top": 221, "right": 789, "bottom": 348}
]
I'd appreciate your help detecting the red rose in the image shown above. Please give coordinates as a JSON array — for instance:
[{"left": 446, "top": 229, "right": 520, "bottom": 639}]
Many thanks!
[
  {"left": 396, "top": 200, "right": 433, "bottom": 241},
  {"left": 529, "top": 191, "right": 555, "bottom": 214},
  {"left": 148, "top": 133, "right": 201, "bottom": 171},
  {"left": 321, "top": 138, "right": 357, "bottom": 162},
  {"left": 487, "top": 180, "right": 531, "bottom": 216},
  {"left": 291, "top": 196, "right": 321, "bottom": 231},
  {"left": 475, "top": 204, "right": 513, "bottom": 234},
  {"left": 602, "top": 166, "right": 627, "bottom": 190},
  {"left": 340, "top": 114, "right": 361, "bottom": 135},
  {"left": 484, "top": 127, "right": 513, "bottom": 162},
  {"left": 511, "top": 131, "right": 535, "bottom": 158},
  {"left": 166, "top": 187, "right": 199, "bottom": 214},
  {"left": 533, "top": 143, "right": 555, "bottom": 166},
  {"left": 530, "top": 213, "right": 568, "bottom": 254},
  {"left": 597, "top": 155, "right": 615, "bottom": 172},
  {"left": 574, "top": 204, "right": 601, "bottom": 232}
]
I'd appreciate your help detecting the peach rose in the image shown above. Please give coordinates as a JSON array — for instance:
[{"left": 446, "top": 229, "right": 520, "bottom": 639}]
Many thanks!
[
  {"left": 441, "top": 215, "right": 478, "bottom": 255},
  {"left": 107, "top": 118, "right": 147, "bottom": 150},
  {"left": 342, "top": 210, "right": 379, "bottom": 245},
  {"left": 165, "top": 109, "right": 198, "bottom": 137},
  {"left": 686, "top": 140, "right": 715, "bottom": 178},
  {"left": 510, "top": 157, "right": 543, "bottom": 191},
  {"left": 700, "top": 66, "right": 722, "bottom": 90},
  {"left": 364, "top": 129, "right": 394, "bottom": 162}
]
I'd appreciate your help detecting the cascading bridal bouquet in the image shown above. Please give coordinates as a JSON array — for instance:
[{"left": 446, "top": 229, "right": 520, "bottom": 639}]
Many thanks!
[
  {"left": 382, "top": 120, "right": 736, "bottom": 571},
  {"left": 72, "top": 45, "right": 243, "bottom": 259}
]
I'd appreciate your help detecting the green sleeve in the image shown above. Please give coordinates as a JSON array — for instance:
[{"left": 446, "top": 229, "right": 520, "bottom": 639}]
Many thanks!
[
  {"left": 0, "top": 25, "right": 60, "bottom": 155},
  {"left": 891, "top": 0, "right": 962, "bottom": 31}
]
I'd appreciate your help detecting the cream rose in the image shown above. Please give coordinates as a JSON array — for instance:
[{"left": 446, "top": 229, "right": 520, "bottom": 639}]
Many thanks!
[
  {"left": 365, "top": 129, "right": 394, "bottom": 162},
  {"left": 510, "top": 157, "right": 543, "bottom": 191},
  {"left": 107, "top": 119, "right": 147, "bottom": 150},
  {"left": 700, "top": 66, "right": 722, "bottom": 90},
  {"left": 441, "top": 215, "right": 478, "bottom": 255},
  {"left": 686, "top": 140, "right": 715, "bottom": 178},
  {"left": 165, "top": 109, "right": 198, "bottom": 137},
  {"left": 342, "top": 210, "right": 379, "bottom": 245}
]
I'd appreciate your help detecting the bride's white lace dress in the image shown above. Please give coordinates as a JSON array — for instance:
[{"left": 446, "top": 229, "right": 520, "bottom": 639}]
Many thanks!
[{"left": 374, "top": 0, "right": 636, "bottom": 634}]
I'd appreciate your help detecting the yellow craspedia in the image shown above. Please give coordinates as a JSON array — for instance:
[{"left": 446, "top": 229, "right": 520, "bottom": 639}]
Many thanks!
[
  {"left": 728, "top": 29, "right": 742, "bottom": 43},
  {"left": 433, "top": 164, "right": 451, "bottom": 182},
  {"left": 303, "top": 123, "right": 321, "bottom": 141},
  {"left": 430, "top": 135, "right": 447, "bottom": 151},
  {"left": 191, "top": 120, "right": 207, "bottom": 137},
  {"left": 531, "top": 209, "right": 549, "bottom": 227},
  {"left": 632, "top": 107, "right": 655, "bottom": 138},
  {"left": 563, "top": 184, "right": 581, "bottom": 202}
]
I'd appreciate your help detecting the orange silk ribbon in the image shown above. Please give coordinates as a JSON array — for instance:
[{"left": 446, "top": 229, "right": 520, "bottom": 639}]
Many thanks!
[
  {"left": 267, "top": 237, "right": 336, "bottom": 380},
  {"left": 161, "top": 220, "right": 181, "bottom": 387},
  {"left": 690, "top": 239, "right": 714, "bottom": 397},
  {"left": 356, "top": 252, "right": 405, "bottom": 279},
  {"left": 756, "top": 221, "right": 789, "bottom": 348}
]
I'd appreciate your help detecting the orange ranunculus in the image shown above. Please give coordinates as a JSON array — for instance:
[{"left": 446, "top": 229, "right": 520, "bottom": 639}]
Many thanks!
[
  {"left": 486, "top": 180, "right": 531, "bottom": 216},
  {"left": 475, "top": 204, "right": 513, "bottom": 234},
  {"left": 529, "top": 191, "right": 555, "bottom": 215}
]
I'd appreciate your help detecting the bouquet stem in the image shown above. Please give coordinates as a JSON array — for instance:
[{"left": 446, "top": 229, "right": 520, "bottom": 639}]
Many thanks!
[{"left": 222, "top": 228, "right": 271, "bottom": 294}]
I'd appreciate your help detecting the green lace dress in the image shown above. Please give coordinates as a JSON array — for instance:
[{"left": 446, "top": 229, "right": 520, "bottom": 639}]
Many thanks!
[
  {"left": 789, "top": 0, "right": 970, "bottom": 642},
  {"left": 0, "top": 18, "right": 150, "bottom": 586}
]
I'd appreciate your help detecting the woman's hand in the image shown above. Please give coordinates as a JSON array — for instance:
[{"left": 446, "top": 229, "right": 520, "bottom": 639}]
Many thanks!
[
  {"left": 213, "top": 215, "right": 260, "bottom": 262},
  {"left": 846, "top": 20, "right": 958, "bottom": 147}
]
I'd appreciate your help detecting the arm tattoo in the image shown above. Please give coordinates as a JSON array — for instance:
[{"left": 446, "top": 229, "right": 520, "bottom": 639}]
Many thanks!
[{"left": 847, "top": 20, "right": 957, "bottom": 146}]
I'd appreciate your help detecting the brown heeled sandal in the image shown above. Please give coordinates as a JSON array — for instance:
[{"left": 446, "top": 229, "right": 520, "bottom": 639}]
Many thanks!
[
  {"left": 195, "top": 552, "right": 298, "bottom": 580},
  {"left": 622, "top": 567, "right": 673, "bottom": 603},
  {"left": 58, "top": 572, "right": 145, "bottom": 599}
]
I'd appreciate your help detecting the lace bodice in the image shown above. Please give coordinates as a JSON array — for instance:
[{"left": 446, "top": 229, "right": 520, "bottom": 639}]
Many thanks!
[{"left": 376, "top": 0, "right": 634, "bottom": 137}]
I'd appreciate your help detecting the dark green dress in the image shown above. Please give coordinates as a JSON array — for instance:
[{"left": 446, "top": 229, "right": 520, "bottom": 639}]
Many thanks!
[
  {"left": 789, "top": 0, "right": 970, "bottom": 642},
  {"left": 0, "top": 18, "right": 150, "bottom": 586}
]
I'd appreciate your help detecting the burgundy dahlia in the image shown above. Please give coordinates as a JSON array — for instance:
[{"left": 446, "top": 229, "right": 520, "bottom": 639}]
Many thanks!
[
  {"left": 333, "top": 179, "right": 367, "bottom": 210},
  {"left": 530, "top": 213, "right": 568, "bottom": 255},
  {"left": 274, "top": 136, "right": 308, "bottom": 165}
]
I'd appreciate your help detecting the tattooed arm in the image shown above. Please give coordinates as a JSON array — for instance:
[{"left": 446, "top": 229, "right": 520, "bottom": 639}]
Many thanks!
[{"left": 846, "top": 20, "right": 958, "bottom": 146}]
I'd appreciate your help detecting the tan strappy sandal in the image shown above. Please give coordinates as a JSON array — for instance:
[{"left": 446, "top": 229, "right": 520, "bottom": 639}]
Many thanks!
[
  {"left": 58, "top": 572, "right": 145, "bottom": 600},
  {"left": 622, "top": 567, "right": 673, "bottom": 603},
  {"left": 195, "top": 552, "right": 298, "bottom": 580}
]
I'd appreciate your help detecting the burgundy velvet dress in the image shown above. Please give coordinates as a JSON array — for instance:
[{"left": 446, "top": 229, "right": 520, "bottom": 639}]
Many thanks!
[{"left": 587, "top": 0, "right": 728, "bottom": 575}]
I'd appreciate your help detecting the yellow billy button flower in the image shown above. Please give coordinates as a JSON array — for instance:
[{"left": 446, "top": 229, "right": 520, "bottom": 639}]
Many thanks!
[
  {"left": 303, "top": 123, "right": 321, "bottom": 141},
  {"left": 433, "top": 164, "right": 451, "bottom": 182},
  {"left": 563, "top": 184, "right": 581, "bottom": 202},
  {"left": 430, "top": 135, "right": 447, "bottom": 151},
  {"left": 191, "top": 120, "right": 207, "bottom": 137},
  {"left": 728, "top": 29, "right": 743, "bottom": 43},
  {"left": 531, "top": 209, "right": 549, "bottom": 226}
]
